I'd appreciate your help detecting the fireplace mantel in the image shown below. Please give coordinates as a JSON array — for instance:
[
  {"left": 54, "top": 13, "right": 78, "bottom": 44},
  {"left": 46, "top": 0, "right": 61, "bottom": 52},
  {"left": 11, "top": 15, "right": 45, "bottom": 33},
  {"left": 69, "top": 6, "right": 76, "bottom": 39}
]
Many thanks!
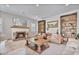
[{"left": 11, "top": 25, "right": 29, "bottom": 29}]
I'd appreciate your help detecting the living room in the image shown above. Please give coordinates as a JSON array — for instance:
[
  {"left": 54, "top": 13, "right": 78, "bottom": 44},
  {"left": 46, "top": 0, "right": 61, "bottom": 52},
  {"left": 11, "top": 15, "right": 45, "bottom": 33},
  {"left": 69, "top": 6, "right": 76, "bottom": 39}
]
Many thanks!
[{"left": 0, "top": 4, "right": 79, "bottom": 55}]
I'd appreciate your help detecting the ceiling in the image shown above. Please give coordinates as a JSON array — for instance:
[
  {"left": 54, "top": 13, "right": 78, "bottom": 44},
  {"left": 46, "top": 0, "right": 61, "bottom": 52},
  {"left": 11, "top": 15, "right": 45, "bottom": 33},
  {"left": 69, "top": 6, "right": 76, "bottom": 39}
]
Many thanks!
[{"left": 0, "top": 4, "right": 79, "bottom": 20}]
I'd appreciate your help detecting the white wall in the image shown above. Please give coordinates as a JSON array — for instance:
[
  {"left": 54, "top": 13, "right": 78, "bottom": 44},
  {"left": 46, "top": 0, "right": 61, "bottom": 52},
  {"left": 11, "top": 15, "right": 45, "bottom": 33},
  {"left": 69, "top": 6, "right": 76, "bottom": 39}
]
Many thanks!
[
  {"left": 1, "top": 9, "right": 79, "bottom": 38},
  {"left": 45, "top": 9, "right": 79, "bottom": 34},
  {"left": 0, "top": 11, "right": 38, "bottom": 38},
  {"left": 0, "top": 17, "right": 3, "bottom": 32},
  {"left": 77, "top": 10, "right": 79, "bottom": 34}
]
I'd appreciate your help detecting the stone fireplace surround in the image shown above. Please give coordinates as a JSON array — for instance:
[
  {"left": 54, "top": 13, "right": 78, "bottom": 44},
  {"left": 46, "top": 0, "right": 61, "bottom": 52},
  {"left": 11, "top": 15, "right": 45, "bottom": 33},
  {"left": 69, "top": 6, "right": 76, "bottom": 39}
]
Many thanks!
[{"left": 11, "top": 25, "right": 29, "bottom": 40}]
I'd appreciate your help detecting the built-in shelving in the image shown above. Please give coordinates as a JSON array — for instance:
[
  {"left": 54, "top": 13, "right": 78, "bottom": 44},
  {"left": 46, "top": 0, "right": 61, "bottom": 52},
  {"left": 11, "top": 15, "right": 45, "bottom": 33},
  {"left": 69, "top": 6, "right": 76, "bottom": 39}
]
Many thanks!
[{"left": 60, "top": 13, "right": 77, "bottom": 38}]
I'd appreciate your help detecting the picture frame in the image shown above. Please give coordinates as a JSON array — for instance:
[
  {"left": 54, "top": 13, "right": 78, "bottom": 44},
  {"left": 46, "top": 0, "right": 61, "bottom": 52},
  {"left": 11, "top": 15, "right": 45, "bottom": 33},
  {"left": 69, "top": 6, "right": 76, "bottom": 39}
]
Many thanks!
[{"left": 47, "top": 20, "right": 58, "bottom": 29}]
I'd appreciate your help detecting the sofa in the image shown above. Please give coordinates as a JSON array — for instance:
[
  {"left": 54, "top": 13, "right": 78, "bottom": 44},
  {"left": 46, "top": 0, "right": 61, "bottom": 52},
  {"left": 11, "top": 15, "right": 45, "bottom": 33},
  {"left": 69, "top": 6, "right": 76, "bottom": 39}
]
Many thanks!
[
  {"left": 38, "top": 32, "right": 64, "bottom": 44},
  {"left": 0, "top": 33, "right": 9, "bottom": 54},
  {"left": 62, "top": 38, "right": 79, "bottom": 55},
  {"left": 47, "top": 34, "right": 64, "bottom": 44}
]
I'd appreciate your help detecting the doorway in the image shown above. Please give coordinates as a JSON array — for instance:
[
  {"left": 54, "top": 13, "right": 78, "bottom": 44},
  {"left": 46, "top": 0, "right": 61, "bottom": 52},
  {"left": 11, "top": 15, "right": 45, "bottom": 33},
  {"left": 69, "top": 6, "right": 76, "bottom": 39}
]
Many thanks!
[{"left": 38, "top": 20, "right": 46, "bottom": 33}]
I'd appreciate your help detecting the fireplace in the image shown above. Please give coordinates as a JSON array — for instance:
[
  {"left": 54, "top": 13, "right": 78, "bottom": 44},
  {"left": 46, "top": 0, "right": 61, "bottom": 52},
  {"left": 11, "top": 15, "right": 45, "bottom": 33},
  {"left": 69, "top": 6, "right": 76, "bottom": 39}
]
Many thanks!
[
  {"left": 15, "top": 32, "right": 27, "bottom": 39},
  {"left": 11, "top": 25, "right": 29, "bottom": 40}
]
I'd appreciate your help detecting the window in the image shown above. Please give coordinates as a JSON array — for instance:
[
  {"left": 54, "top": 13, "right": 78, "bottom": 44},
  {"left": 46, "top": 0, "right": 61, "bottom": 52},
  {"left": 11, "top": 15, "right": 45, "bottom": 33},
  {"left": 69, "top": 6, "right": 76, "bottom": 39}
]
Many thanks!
[{"left": 31, "top": 23, "right": 36, "bottom": 32}]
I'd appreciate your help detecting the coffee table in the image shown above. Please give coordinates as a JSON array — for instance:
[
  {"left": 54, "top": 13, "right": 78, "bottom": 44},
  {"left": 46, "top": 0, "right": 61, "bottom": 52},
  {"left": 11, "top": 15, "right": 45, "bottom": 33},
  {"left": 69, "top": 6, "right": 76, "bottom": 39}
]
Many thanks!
[{"left": 26, "top": 36, "right": 49, "bottom": 53}]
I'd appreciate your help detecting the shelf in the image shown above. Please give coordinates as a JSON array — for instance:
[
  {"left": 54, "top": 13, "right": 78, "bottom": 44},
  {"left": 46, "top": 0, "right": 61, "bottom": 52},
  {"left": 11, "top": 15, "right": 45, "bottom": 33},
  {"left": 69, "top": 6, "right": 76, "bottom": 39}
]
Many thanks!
[{"left": 60, "top": 13, "right": 77, "bottom": 38}]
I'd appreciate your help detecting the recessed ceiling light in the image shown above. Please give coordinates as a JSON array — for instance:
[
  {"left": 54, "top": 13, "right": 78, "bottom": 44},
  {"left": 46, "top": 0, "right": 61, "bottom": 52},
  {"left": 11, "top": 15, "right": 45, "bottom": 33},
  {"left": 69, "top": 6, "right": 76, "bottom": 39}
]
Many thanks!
[
  {"left": 65, "top": 4, "right": 69, "bottom": 6},
  {"left": 6, "top": 4, "right": 10, "bottom": 7},
  {"left": 36, "top": 4, "right": 39, "bottom": 7},
  {"left": 65, "top": 0, "right": 70, "bottom": 6}
]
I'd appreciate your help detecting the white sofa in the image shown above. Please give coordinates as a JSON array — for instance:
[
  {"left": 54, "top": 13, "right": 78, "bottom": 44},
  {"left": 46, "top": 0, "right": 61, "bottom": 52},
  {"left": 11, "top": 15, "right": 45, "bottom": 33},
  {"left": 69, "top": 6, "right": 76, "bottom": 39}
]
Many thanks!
[
  {"left": 0, "top": 40, "right": 8, "bottom": 54},
  {"left": 62, "top": 38, "right": 79, "bottom": 55},
  {"left": 0, "top": 33, "right": 9, "bottom": 54}
]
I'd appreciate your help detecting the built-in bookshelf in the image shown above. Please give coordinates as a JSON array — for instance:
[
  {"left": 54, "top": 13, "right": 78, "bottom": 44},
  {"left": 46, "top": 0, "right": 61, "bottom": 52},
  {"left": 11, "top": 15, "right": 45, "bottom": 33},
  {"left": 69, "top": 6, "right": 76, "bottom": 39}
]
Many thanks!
[{"left": 60, "top": 13, "right": 77, "bottom": 38}]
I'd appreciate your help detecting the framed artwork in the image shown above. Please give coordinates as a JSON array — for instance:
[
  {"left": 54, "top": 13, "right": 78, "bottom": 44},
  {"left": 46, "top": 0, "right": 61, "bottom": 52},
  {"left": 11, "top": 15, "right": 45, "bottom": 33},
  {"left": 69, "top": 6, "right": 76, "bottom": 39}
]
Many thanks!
[
  {"left": 12, "top": 17, "right": 21, "bottom": 25},
  {"left": 47, "top": 20, "right": 58, "bottom": 34},
  {"left": 12, "top": 17, "right": 27, "bottom": 26},
  {"left": 47, "top": 20, "right": 58, "bottom": 29}
]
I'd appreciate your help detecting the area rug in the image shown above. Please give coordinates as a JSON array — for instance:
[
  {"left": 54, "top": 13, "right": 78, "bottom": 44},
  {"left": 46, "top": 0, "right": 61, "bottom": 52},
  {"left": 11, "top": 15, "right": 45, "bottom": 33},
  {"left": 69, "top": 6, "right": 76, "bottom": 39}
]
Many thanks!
[{"left": 26, "top": 44, "right": 49, "bottom": 54}]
